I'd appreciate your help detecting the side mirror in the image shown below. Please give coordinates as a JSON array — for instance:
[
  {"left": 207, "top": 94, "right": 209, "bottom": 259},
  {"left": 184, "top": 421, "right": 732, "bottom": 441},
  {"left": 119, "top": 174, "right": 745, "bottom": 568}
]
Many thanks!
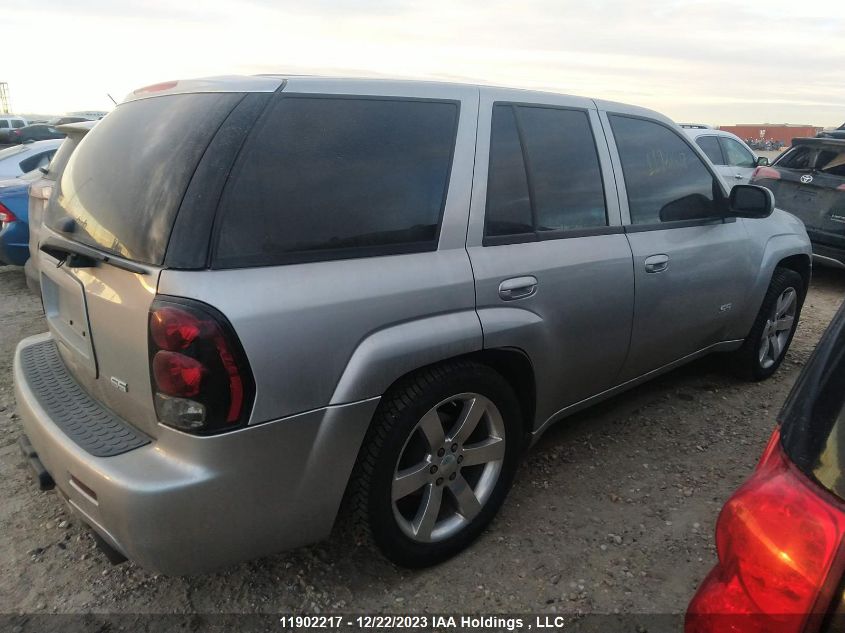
[
  {"left": 729, "top": 184, "right": 774, "bottom": 219},
  {"left": 756, "top": 156, "right": 770, "bottom": 166}
]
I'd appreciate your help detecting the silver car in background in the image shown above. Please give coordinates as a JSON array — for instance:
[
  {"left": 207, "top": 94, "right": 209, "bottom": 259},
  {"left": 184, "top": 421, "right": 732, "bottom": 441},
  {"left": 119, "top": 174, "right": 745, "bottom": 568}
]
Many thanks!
[
  {"left": 14, "top": 76, "right": 811, "bottom": 574},
  {"left": 25, "top": 120, "right": 97, "bottom": 293},
  {"left": 682, "top": 124, "right": 767, "bottom": 184}
]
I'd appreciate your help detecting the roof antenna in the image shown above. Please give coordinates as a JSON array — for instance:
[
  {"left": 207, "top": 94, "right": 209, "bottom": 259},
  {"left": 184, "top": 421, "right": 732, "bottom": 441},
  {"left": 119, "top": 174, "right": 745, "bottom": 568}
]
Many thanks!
[{"left": 107, "top": 93, "right": 117, "bottom": 105}]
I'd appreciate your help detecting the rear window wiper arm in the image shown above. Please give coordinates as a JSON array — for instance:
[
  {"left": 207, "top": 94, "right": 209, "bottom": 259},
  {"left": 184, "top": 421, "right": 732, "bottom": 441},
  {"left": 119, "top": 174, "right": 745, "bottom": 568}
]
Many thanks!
[{"left": 40, "top": 236, "right": 149, "bottom": 275}]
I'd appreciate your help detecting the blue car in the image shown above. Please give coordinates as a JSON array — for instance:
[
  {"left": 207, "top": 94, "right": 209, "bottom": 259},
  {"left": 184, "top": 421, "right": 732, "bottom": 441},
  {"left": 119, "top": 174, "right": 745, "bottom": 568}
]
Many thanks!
[{"left": 0, "top": 174, "right": 35, "bottom": 266}]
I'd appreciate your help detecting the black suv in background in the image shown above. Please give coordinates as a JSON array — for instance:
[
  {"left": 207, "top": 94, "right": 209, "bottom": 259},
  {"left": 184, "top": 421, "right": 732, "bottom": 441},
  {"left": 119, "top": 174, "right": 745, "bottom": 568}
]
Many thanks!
[
  {"left": 818, "top": 124, "right": 845, "bottom": 140},
  {"left": 751, "top": 137, "right": 845, "bottom": 268}
]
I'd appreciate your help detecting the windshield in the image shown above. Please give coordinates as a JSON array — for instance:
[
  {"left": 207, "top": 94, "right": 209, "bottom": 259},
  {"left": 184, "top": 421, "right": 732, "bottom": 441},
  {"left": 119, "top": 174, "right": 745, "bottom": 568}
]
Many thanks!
[
  {"left": 776, "top": 143, "right": 845, "bottom": 175},
  {"left": 45, "top": 92, "right": 243, "bottom": 265}
]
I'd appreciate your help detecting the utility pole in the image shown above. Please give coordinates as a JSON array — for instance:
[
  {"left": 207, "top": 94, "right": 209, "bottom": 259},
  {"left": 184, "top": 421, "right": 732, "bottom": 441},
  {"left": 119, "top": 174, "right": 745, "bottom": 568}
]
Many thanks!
[{"left": 0, "top": 82, "right": 10, "bottom": 114}]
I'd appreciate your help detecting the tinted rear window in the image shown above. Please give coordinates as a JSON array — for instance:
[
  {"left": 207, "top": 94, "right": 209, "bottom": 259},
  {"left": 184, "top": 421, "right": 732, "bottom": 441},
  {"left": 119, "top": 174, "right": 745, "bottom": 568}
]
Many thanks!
[
  {"left": 484, "top": 104, "right": 607, "bottom": 240},
  {"left": 213, "top": 95, "right": 459, "bottom": 268},
  {"left": 780, "top": 302, "right": 845, "bottom": 500},
  {"left": 46, "top": 93, "right": 243, "bottom": 265}
]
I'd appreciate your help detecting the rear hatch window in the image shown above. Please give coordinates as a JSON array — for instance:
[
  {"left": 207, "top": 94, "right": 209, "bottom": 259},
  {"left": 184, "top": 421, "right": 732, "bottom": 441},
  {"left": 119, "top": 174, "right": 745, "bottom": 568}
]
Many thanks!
[
  {"left": 780, "top": 302, "right": 845, "bottom": 501},
  {"left": 45, "top": 92, "right": 244, "bottom": 264}
]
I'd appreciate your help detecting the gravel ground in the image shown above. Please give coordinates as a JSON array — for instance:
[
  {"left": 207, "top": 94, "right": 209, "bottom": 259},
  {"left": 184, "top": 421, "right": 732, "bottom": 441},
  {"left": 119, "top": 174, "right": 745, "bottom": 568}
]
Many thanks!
[{"left": 0, "top": 263, "right": 843, "bottom": 626}]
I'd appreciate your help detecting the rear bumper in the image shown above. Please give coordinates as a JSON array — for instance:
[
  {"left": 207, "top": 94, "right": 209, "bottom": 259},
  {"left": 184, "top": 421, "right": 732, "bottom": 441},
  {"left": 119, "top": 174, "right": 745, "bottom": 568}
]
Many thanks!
[
  {"left": 14, "top": 332, "right": 379, "bottom": 575},
  {"left": 23, "top": 258, "right": 40, "bottom": 294},
  {"left": 807, "top": 229, "right": 845, "bottom": 268}
]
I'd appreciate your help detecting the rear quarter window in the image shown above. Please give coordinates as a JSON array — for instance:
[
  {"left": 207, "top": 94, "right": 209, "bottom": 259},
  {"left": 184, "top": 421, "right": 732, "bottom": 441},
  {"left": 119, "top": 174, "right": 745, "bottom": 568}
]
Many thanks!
[
  {"left": 212, "top": 95, "right": 459, "bottom": 268},
  {"left": 46, "top": 92, "right": 243, "bottom": 264}
]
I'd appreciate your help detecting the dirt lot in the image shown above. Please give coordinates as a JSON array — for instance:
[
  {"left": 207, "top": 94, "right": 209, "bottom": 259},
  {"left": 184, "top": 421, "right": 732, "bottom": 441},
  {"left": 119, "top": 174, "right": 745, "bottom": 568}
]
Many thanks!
[{"left": 0, "top": 263, "right": 843, "bottom": 626}]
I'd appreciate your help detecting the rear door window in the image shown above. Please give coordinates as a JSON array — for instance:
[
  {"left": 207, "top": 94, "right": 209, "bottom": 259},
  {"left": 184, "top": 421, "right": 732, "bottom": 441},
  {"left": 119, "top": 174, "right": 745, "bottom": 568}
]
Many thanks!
[
  {"left": 0, "top": 121, "right": 8, "bottom": 129},
  {"left": 484, "top": 103, "right": 607, "bottom": 241},
  {"left": 610, "top": 115, "right": 722, "bottom": 225},
  {"left": 720, "top": 137, "right": 756, "bottom": 168},
  {"left": 45, "top": 92, "right": 243, "bottom": 264},
  {"left": 213, "top": 95, "right": 459, "bottom": 268},
  {"left": 695, "top": 136, "right": 724, "bottom": 165}
]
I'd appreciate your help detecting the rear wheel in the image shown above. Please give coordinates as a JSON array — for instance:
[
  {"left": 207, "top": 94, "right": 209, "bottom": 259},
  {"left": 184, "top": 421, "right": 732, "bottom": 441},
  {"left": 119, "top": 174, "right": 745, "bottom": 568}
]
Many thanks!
[
  {"left": 349, "top": 361, "right": 522, "bottom": 567},
  {"left": 730, "top": 268, "right": 804, "bottom": 381}
]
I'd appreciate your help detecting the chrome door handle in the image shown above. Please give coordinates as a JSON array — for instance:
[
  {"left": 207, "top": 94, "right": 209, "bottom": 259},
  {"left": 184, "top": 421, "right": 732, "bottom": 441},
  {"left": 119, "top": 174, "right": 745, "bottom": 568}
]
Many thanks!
[
  {"left": 498, "top": 276, "right": 538, "bottom": 301},
  {"left": 644, "top": 254, "right": 669, "bottom": 273},
  {"left": 735, "top": 174, "right": 743, "bottom": 179}
]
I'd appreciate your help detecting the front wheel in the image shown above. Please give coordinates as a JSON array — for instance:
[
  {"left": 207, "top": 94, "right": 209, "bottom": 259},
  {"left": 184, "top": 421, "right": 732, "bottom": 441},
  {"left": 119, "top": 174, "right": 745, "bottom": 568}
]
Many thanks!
[
  {"left": 730, "top": 267, "right": 805, "bottom": 381},
  {"left": 349, "top": 361, "right": 522, "bottom": 567}
]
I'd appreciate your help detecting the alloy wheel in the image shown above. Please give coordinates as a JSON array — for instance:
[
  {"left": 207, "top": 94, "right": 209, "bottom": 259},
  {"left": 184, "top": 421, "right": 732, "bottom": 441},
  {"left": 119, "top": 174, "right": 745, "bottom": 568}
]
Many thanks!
[
  {"left": 759, "top": 286, "right": 797, "bottom": 369},
  {"left": 391, "top": 393, "right": 506, "bottom": 543}
]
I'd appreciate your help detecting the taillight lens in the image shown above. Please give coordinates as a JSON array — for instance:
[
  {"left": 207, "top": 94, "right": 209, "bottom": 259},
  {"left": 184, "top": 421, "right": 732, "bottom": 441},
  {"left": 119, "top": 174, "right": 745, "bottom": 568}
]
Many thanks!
[
  {"left": 0, "top": 202, "right": 18, "bottom": 224},
  {"left": 751, "top": 166, "right": 782, "bottom": 181},
  {"left": 687, "top": 428, "right": 845, "bottom": 633},
  {"left": 148, "top": 297, "right": 254, "bottom": 434}
]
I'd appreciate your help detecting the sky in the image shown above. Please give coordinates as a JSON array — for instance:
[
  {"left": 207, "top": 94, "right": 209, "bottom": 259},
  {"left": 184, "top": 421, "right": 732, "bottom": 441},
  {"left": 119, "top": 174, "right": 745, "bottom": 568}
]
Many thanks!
[{"left": 3, "top": 0, "right": 844, "bottom": 127}]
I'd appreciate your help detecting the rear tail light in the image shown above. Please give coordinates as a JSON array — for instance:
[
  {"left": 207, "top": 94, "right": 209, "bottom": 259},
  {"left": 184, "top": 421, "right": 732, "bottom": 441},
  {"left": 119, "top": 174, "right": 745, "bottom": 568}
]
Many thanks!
[
  {"left": 686, "top": 428, "right": 845, "bottom": 633},
  {"left": 751, "top": 166, "right": 782, "bottom": 181},
  {"left": 148, "top": 297, "right": 254, "bottom": 434},
  {"left": 837, "top": 184, "right": 845, "bottom": 192},
  {"left": 0, "top": 202, "right": 18, "bottom": 224}
]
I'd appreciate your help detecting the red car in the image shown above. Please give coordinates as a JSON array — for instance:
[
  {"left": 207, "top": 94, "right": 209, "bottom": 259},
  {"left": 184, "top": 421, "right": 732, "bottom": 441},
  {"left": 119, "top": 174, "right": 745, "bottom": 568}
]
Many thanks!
[{"left": 687, "top": 300, "right": 845, "bottom": 633}]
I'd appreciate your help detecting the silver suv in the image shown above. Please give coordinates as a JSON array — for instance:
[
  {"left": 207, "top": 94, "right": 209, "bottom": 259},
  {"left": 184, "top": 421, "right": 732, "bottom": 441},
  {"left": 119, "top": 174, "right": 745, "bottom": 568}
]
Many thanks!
[{"left": 14, "top": 76, "right": 811, "bottom": 574}]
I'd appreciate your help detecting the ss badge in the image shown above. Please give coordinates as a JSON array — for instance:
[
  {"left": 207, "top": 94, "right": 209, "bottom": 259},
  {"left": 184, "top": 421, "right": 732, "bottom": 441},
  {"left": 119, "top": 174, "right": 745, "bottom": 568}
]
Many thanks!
[{"left": 110, "top": 377, "right": 128, "bottom": 393}]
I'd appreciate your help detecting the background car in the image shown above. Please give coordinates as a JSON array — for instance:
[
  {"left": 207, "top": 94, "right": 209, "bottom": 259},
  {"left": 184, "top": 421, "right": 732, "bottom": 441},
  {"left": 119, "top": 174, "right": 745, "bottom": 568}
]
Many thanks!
[
  {"left": 686, "top": 299, "right": 845, "bottom": 633},
  {"left": 682, "top": 124, "right": 767, "bottom": 184},
  {"left": 751, "top": 137, "right": 845, "bottom": 268},
  {"left": 0, "top": 116, "right": 28, "bottom": 143},
  {"left": 0, "top": 139, "right": 62, "bottom": 179},
  {"left": 0, "top": 170, "right": 41, "bottom": 265},
  {"left": 818, "top": 123, "right": 845, "bottom": 140},
  {"left": 7, "top": 124, "right": 66, "bottom": 144},
  {"left": 24, "top": 120, "right": 97, "bottom": 292}
]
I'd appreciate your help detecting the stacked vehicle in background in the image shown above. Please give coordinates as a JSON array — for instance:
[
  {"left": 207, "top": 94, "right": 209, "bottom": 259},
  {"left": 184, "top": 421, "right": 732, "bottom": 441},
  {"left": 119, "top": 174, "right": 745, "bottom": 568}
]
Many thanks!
[{"left": 751, "top": 137, "right": 845, "bottom": 268}]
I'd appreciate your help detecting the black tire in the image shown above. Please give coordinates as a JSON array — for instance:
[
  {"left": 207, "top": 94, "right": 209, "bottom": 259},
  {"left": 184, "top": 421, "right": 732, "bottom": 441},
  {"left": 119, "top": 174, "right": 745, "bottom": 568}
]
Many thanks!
[
  {"left": 348, "top": 360, "right": 523, "bottom": 568},
  {"left": 730, "top": 267, "right": 805, "bottom": 381}
]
